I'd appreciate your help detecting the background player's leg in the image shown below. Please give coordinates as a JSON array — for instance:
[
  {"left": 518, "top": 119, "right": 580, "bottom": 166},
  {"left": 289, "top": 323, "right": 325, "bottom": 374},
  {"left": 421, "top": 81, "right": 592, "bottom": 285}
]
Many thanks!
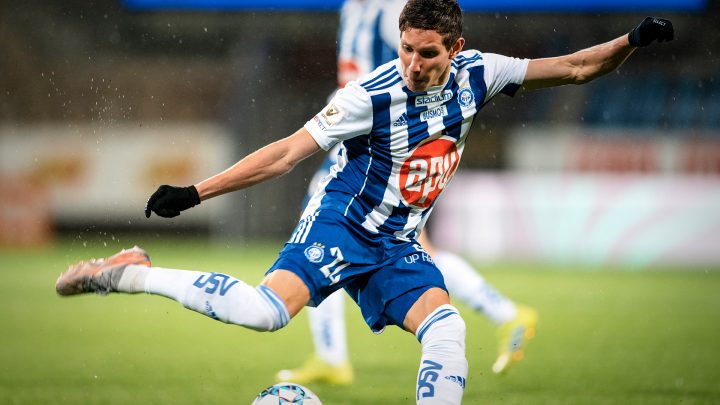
[
  {"left": 433, "top": 250, "right": 538, "bottom": 374},
  {"left": 433, "top": 250, "right": 517, "bottom": 324},
  {"left": 308, "top": 291, "right": 349, "bottom": 367},
  {"left": 276, "top": 291, "right": 354, "bottom": 385}
]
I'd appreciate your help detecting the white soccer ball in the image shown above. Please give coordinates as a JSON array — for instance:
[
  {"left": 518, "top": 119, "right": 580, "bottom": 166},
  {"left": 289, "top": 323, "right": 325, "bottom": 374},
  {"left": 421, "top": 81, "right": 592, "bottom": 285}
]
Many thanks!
[{"left": 251, "top": 382, "right": 323, "bottom": 405}]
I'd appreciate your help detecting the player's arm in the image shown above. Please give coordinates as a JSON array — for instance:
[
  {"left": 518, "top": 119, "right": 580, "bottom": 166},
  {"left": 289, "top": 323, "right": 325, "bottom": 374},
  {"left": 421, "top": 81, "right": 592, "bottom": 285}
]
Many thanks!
[
  {"left": 522, "top": 17, "right": 673, "bottom": 91},
  {"left": 145, "top": 128, "right": 321, "bottom": 218},
  {"left": 195, "top": 128, "right": 320, "bottom": 200}
]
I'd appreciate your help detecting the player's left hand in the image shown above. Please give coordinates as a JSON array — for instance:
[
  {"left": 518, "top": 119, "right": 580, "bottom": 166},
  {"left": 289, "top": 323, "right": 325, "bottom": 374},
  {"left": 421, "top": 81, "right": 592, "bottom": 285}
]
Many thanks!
[
  {"left": 628, "top": 17, "right": 674, "bottom": 47},
  {"left": 145, "top": 185, "right": 201, "bottom": 218}
]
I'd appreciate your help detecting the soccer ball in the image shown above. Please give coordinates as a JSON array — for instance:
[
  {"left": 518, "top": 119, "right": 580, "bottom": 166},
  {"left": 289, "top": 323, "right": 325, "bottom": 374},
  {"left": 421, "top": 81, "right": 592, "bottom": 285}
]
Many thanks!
[{"left": 251, "top": 382, "right": 323, "bottom": 404}]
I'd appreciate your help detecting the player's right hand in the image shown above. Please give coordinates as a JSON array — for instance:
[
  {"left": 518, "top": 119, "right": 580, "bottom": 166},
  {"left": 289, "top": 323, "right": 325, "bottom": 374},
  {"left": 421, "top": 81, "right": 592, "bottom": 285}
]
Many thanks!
[
  {"left": 628, "top": 17, "right": 674, "bottom": 47},
  {"left": 145, "top": 185, "right": 201, "bottom": 218}
]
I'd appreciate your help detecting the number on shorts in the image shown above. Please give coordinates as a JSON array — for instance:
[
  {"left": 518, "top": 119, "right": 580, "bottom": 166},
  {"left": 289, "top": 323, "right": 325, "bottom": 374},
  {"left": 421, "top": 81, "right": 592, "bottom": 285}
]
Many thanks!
[{"left": 319, "top": 247, "right": 349, "bottom": 286}]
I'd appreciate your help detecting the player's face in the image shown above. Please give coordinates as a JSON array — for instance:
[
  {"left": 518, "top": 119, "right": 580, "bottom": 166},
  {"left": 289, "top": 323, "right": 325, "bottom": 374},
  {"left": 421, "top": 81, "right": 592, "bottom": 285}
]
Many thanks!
[{"left": 399, "top": 28, "right": 464, "bottom": 92}]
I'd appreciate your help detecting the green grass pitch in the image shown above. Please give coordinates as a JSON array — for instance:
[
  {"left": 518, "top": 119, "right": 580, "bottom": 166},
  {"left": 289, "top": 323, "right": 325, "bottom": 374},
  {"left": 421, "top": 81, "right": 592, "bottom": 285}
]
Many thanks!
[{"left": 1, "top": 236, "right": 719, "bottom": 404}]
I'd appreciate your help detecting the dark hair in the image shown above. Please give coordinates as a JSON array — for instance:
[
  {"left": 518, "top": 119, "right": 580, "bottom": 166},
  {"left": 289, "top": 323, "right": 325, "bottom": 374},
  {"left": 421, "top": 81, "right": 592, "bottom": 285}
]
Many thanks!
[{"left": 399, "top": 0, "right": 463, "bottom": 50}]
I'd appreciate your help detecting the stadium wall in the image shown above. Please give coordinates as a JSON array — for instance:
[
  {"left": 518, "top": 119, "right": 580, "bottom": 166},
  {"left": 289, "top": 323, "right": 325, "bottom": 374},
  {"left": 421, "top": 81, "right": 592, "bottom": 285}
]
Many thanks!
[
  {"left": 433, "top": 127, "right": 720, "bottom": 267},
  {"left": 0, "top": 124, "right": 236, "bottom": 239},
  {"left": 2, "top": 1, "right": 719, "bottom": 242}
]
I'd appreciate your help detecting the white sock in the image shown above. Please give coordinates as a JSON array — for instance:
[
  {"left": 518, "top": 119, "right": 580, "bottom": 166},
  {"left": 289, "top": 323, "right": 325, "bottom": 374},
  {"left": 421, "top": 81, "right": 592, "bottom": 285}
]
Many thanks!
[
  {"left": 415, "top": 304, "right": 467, "bottom": 405},
  {"left": 127, "top": 267, "right": 290, "bottom": 331},
  {"left": 434, "top": 251, "right": 517, "bottom": 325},
  {"left": 307, "top": 290, "right": 349, "bottom": 366},
  {"left": 117, "top": 264, "right": 150, "bottom": 293}
]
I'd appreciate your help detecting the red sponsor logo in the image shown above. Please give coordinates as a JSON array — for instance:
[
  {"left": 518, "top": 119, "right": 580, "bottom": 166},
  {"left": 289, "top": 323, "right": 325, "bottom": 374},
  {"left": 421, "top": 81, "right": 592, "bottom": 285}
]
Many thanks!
[{"left": 399, "top": 138, "right": 460, "bottom": 208}]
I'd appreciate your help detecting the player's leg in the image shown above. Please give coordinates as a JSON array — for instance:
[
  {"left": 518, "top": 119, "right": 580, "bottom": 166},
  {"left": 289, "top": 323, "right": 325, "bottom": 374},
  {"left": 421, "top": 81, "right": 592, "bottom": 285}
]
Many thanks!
[
  {"left": 418, "top": 233, "right": 538, "bottom": 374},
  {"left": 361, "top": 246, "right": 466, "bottom": 404},
  {"left": 404, "top": 288, "right": 467, "bottom": 405},
  {"left": 55, "top": 247, "right": 307, "bottom": 332},
  {"left": 275, "top": 147, "right": 354, "bottom": 384},
  {"left": 418, "top": 233, "right": 517, "bottom": 324},
  {"left": 307, "top": 291, "right": 350, "bottom": 367},
  {"left": 434, "top": 250, "right": 538, "bottom": 374},
  {"left": 275, "top": 290, "right": 354, "bottom": 385},
  {"left": 433, "top": 250, "right": 517, "bottom": 324}
]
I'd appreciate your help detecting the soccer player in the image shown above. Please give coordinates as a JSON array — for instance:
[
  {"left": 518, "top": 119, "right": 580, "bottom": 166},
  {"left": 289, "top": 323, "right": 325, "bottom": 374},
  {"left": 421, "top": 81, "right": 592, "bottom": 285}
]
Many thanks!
[
  {"left": 276, "top": 0, "right": 537, "bottom": 386},
  {"left": 280, "top": 149, "right": 539, "bottom": 385},
  {"left": 56, "top": 1, "right": 674, "bottom": 403}
]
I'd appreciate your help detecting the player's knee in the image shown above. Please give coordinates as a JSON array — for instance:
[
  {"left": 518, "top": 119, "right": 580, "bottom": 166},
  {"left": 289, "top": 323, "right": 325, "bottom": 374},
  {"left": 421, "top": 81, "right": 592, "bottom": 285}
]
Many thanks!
[{"left": 235, "top": 285, "right": 291, "bottom": 332}]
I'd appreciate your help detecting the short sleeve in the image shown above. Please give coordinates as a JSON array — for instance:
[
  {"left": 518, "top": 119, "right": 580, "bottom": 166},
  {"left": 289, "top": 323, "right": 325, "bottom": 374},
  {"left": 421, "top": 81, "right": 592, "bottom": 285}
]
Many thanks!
[
  {"left": 304, "top": 81, "right": 374, "bottom": 151},
  {"left": 481, "top": 53, "right": 529, "bottom": 102}
]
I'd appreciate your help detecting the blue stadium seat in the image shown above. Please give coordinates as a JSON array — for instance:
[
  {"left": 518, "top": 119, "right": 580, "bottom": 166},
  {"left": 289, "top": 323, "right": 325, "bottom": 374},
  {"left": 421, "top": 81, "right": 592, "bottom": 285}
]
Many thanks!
[
  {"left": 582, "top": 74, "right": 627, "bottom": 127},
  {"left": 670, "top": 76, "right": 701, "bottom": 129},
  {"left": 627, "top": 73, "right": 669, "bottom": 128},
  {"left": 698, "top": 76, "right": 720, "bottom": 130}
]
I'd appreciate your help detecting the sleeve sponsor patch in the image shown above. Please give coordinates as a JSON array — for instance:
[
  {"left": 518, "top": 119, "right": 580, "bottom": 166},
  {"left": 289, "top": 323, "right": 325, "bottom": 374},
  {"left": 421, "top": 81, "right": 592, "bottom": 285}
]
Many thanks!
[{"left": 320, "top": 103, "right": 345, "bottom": 126}]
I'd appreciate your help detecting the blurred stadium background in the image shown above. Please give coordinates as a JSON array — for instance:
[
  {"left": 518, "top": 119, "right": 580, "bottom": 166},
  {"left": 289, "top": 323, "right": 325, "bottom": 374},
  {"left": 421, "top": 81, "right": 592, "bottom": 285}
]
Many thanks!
[{"left": 1, "top": 0, "right": 719, "bottom": 403}]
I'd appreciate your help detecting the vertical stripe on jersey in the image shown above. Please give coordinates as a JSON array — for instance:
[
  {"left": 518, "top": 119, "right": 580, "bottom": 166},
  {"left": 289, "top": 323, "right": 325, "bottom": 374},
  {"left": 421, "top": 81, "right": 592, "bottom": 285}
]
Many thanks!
[
  {"left": 376, "top": 204, "right": 413, "bottom": 236},
  {"left": 341, "top": 135, "right": 374, "bottom": 216},
  {"left": 468, "top": 65, "right": 489, "bottom": 108},
  {"left": 442, "top": 72, "right": 464, "bottom": 141},
  {"left": 353, "top": 92, "right": 394, "bottom": 222},
  {"left": 289, "top": 212, "right": 319, "bottom": 244},
  {"left": 412, "top": 206, "right": 434, "bottom": 240},
  {"left": 371, "top": 11, "right": 396, "bottom": 70},
  {"left": 403, "top": 88, "right": 432, "bottom": 151}
]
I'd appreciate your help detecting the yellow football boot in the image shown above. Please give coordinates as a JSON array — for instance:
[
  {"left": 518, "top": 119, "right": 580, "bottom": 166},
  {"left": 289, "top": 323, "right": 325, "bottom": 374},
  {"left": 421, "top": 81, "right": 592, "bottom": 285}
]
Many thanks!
[
  {"left": 492, "top": 305, "right": 538, "bottom": 374},
  {"left": 275, "top": 355, "right": 354, "bottom": 385}
]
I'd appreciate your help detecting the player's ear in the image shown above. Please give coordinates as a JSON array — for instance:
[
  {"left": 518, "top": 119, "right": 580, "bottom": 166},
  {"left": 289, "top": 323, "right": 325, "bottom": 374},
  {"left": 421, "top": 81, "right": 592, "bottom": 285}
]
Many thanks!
[{"left": 449, "top": 37, "right": 465, "bottom": 58}]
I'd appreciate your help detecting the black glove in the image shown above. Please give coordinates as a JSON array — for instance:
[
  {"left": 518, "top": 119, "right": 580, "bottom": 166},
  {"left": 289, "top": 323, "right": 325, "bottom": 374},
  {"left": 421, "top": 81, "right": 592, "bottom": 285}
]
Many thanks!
[
  {"left": 145, "top": 185, "right": 201, "bottom": 218},
  {"left": 628, "top": 17, "right": 674, "bottom": 47}
]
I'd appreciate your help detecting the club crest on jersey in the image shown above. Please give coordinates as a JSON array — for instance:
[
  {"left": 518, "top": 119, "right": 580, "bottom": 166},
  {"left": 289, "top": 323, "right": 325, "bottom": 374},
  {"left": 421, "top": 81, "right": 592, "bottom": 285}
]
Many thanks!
[
  {"left": 304, "top": 243, "right": 325, "bottom": 263},
  {"left": 458, "top": 87, "right": 474, "bottom": 108},
  {"left": 399, "top": 138, "right": 460, "bottom": 208}
]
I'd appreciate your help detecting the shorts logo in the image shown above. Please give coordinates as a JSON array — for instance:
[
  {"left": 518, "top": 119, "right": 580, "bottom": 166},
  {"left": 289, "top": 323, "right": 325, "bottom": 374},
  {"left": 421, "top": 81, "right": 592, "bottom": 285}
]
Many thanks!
[
  {"left": 458, "top": 87, "right": 474, "bottom": 108},
  {"left": 304, "top": 243, "right": 325, "bottom": 263},
  {"left": 399, "top": 138, "right": 460, "bottom": 208}
]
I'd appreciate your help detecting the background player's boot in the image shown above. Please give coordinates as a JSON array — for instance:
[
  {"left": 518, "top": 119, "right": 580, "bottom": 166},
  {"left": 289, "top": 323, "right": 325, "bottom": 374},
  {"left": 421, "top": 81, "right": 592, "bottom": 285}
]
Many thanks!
[
  {"left": 492, "top": 305, "right": 538, "bottom": 374},
  {"left": 55, "top": 247, "right": 151, "bottom": 296},
  {"left": 275, "top": 355, "right": 354, "bottom": 385}
]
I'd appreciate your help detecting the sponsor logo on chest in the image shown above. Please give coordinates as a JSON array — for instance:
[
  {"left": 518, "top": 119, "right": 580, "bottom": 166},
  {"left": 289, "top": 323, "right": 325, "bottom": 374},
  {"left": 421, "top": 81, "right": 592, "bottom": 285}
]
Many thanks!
[
  {"left": 415, "top": 90, "right": 453, "bottom": 107},
  {"left": 420, "top": 105, "right": 448, "bottom": 122},
  {"left": 398, "top": 138, "right": 460, "bottom": 208},
  {"left": 416, "top": 90, "right": 452, "bottom": 122}
]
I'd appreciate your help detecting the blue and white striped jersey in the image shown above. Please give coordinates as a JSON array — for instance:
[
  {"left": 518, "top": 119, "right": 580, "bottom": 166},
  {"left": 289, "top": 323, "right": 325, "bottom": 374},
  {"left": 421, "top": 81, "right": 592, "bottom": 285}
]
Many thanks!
[
  {"left": 337, "top": 0, "right": 404, "bottom": 87},
  {"left": 303, "top": 50, "right": 528, "bottom": 240}
]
